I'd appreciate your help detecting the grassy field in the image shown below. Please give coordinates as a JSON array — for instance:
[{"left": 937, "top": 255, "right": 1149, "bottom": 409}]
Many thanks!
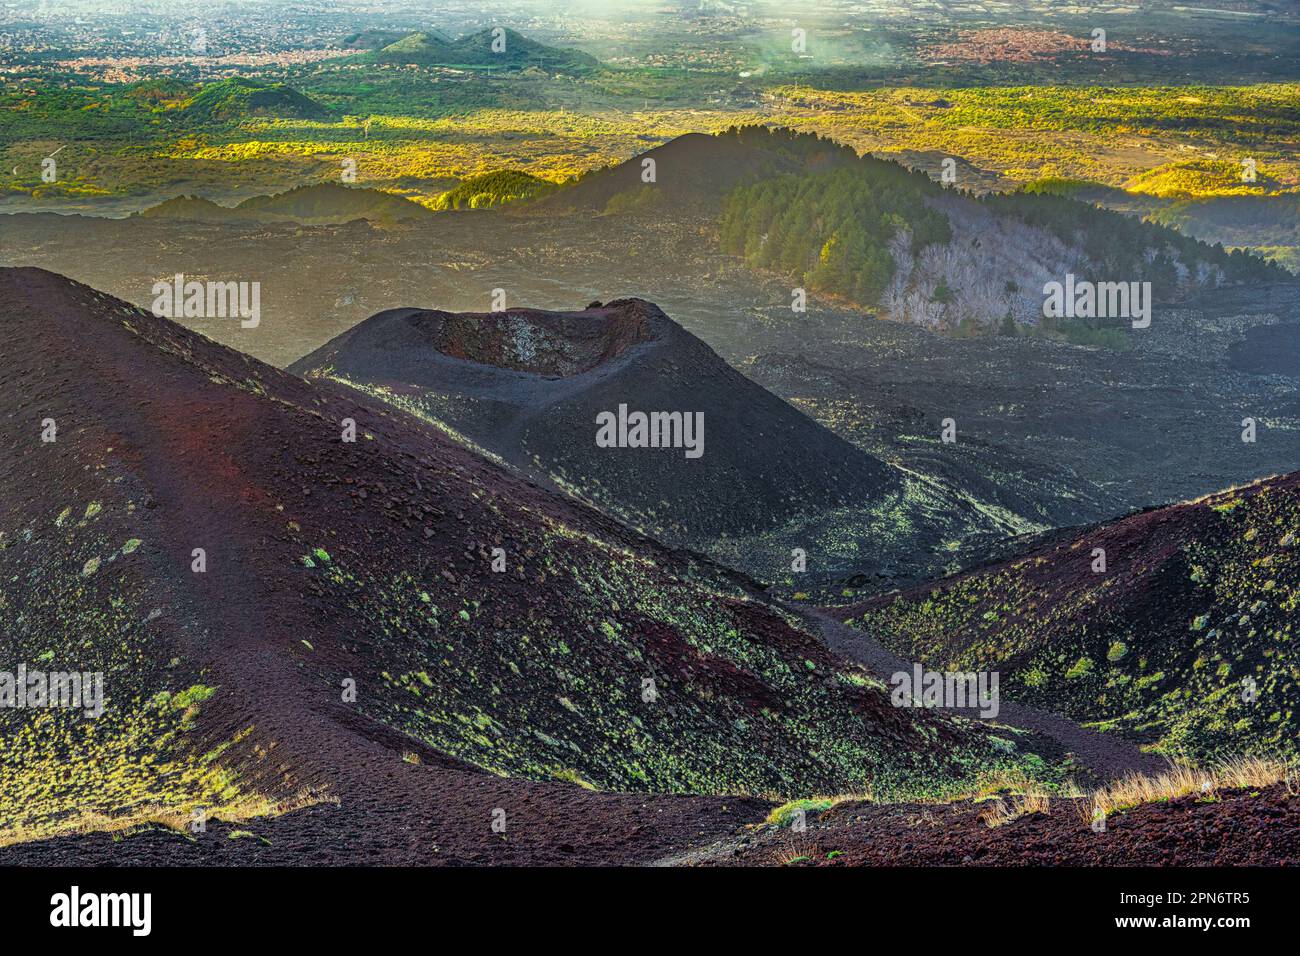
[
  {"left": 2, "top": 76, "right": 1295, "bottom": 215},
  {"left": 767, "top": 84, "right": 1300, "bottom": 189}
]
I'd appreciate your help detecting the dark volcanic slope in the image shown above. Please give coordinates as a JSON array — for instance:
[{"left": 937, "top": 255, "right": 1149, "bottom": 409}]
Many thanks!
[
  {"left": 1229, "top": 320, "right": 1300, "bottom": 376},
  {"left": 841, "top": 471, "right": 1300, "bottom": 763},
  {"left": 0, "top": 267, "right": 1056, "bottom": 864},
  {"left": 290, "top": 297, "right": 900, "bottom": 554}
]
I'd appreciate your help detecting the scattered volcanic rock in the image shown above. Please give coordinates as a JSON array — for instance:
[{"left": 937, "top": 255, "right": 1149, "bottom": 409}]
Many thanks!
[
  {"left": 1228, "top": 321, "right": 1300, "bottom": 376},
  {"left": 0, "top": 267, "right": 1044, "bottom": 864},
  {"left": 840, "top": 470, "right": 1300, "bottom": 761}
]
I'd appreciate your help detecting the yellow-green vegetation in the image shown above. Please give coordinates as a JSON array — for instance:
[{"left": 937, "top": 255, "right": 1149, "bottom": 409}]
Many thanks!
[
  {"left": 293, "top": 499, "right": 1066, "bottom": 800},
  {"left": 980, "top": 791, "right": 1052, "bottom": 828},
  {"left": 766, "top": 756, "right": 1297, "bottom": 833},
  {"left": 766, "top": 760, "right": 1296, "bottom": 834},
  {"left": 154, "top": 108, "right": 745, "bottom": 204},
  {"left": 767, "top": 84, "right": 1300, "bottom": 192},
  {"left": 849, "top": 476, "right": 1300, "bottom": 762},
  {"left": 0, "top": 495, "right": 325, "bottom": 847},
  {"left": 431, "top": 169, "right": 553, "bottom": 210},
  {"left": 1126, "top": 158, "right": 1286, "bottom": 199},
  {"left": 766, "top": 796, "right": 845, "bottom": 827},
  {"left": 770, "top": 766, "right": 1083, "bottom": 830},
  {"left": 0, "top": 696, "right": 321, "bottom": 847},
  {"left": 4, "top": 81, "right": 1293, "bottom": 213}
]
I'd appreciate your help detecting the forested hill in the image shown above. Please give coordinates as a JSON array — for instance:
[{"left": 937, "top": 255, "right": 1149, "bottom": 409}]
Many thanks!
[
  {"left": 719, "top": 144, "right": 1286, "bottom": 338},
  {"left": 721, "top": 160, "right": 951, "bottom": 306},
  {"left": 538, "top": 125, "right": 857, "bottom": 215}
]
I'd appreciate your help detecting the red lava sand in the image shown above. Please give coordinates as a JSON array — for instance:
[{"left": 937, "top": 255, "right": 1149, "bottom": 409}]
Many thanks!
[
  {"left": 695, "top": 784, "right": 1300, "bottom": 867},
  {"left": 1, "top": 266, "right": 1294, "bottom": 867}
]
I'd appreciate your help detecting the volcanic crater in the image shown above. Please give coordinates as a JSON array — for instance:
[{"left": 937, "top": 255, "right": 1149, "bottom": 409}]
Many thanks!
[
  {"left": 292, "top": 297, "right": 901, "bottom": 562},
  {"left": 371, "top": 303, "right": 656, "bottom": 379}
]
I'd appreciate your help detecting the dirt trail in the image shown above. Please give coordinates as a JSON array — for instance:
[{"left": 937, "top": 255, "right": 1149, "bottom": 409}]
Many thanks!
[
  {"left": 0, "top": 268, "right": 770, "bottom": 867},
  {"left": 802, "top": 608, "right": 1167, "bottom": 782}
]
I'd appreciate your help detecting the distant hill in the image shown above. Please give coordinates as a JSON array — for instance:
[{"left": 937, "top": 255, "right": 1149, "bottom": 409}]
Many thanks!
[
  {"left": 136, "top": 195, "right": 250, "bottom": 222},
  {"left": 138, "top": 184, "right": 432, "bottom": 225},
  {"left": 433, "top": 170, "right": 554, "bottom": 210},
  {"left": 341, "top": 27, "right": 449, "bottom": 51},
  {"left": 235, "top": 183, "right": 431, "bottom": 222},
  {"left": 709, "top": 127, "right": 1288, "bottom": 336},
  {"left": 546, "top": 129, "right": 1286, "bottom": 340},
  {"left": 844, "top": 471, "right": 1300, "bottom": 762},
  {"left": 182, "top": 77, "right": 328, "bottom": 123},
  {"left": 534, "top": 126, "right": 857, "bottom": 216},
  {"left": 362, "top": 27, "right": 601, "bottom": 73}
]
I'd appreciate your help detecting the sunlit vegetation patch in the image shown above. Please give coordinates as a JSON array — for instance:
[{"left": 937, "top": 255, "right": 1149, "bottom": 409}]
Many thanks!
[
  {"left": 769, "top": 766, "right": 1083, "bottom": 831},
  {"left": 1087, "top": 755, "right": 1297, "bottom": 819},
  {"left": 0, "top": 496, "right": 312, "bottom": 847},
  {"left": 162, "top": 108, "right": 751, "bottom": 193},
  {"left": 6, "top": 78, "right": 1291, "bottom": 218},
  {"left": 766, "top": 84, "right": 1300, "bottom": 190},
  {"left": 1126, "top": 159, "right": 1287, "bottom": 200},
  {"left": 721, "top": 160, "right": 951, "bottom": 306},
  {"left": 432, "top": 169, "right": 554, "bottom": 209},
  {"left": 0, "top": 694, "right": 315, "bottom": 847}
]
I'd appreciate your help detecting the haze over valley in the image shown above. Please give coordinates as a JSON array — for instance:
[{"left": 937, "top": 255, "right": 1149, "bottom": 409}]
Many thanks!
[{"left": 1, "top": 0, "right": 1298, "bottom": 882}]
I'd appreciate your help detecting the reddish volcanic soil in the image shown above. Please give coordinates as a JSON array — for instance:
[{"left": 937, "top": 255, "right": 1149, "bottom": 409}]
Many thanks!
[
  {"left": 2, "top": 266, "right": 1295, "bottom": 867},
  {"left": 686, "top": 784, "right": 1300, "bottom": 867},
  {"left": 0, "top": 267, "right": 770, "bottom": 865}
]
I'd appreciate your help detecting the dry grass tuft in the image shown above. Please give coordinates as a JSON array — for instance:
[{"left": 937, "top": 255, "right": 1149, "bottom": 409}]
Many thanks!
[
  {"left": 0, "top": 787, "right": 336, "bottom": 849},
  {"left": 1082, "top": 755, "right": 1296, "bottom": 825},
  {"left": 980, "top": 790, "right": 1052, "bottom": 828},
  {"left": 907, "top": 809, "right": 942, "bottom": 828},
  {"left": 773, "top": 835, "right": 816, "bottom": 866}
]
